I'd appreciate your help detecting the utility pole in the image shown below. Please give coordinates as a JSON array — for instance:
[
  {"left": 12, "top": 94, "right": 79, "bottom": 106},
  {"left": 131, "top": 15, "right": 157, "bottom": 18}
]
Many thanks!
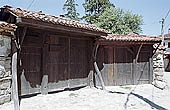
[{"left": 161, "top": 18, "right": 165, "bottom": 46}]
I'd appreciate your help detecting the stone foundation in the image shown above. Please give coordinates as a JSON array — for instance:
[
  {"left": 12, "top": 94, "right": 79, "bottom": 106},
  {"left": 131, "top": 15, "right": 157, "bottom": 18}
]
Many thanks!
[{"left": 0, "top": 35, "right": 11, "bottom": 105}]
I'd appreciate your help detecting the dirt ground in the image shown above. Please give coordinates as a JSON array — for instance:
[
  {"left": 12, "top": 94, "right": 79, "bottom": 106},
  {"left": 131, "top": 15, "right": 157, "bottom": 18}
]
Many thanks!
[{"left": 0, "top": 72, "right": 170, "bottom": 110}]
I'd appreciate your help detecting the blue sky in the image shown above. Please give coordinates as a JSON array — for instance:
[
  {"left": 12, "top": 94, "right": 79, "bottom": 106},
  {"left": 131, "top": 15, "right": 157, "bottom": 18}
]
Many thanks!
[{"left": 0, "top": 0, "right": 170, "bottom": 36}]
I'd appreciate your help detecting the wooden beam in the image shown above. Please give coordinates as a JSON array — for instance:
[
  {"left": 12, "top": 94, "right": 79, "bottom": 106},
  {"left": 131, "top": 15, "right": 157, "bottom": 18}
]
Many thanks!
[
  {"left": 126, "top": 47, "right": 134, "bottom": 55},
  {"left": 12, "top": 52, "right": 20, "bottom": 110},
  {"left": 41, "top": 37, "right": 49, "bottom": 94},
  {"left": 93, "top": 44, "right": 106, "bottom": 90},
  {"left": 97, "top": 41, "right": 160, "bottom": 45},
  {"left": 135, "top": 44, "right": 143, "bottom": 63},
  {"left": 20, "top": 27, "right": 27, "bottom": 47}
]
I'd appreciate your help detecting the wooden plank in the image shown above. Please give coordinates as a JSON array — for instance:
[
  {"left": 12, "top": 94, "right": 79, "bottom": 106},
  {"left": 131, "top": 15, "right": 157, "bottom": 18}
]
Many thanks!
[
  {"left": 88, "top": 70, "right": 94, "bottom": 87},
  {"left": 12, "top": 52, "right": 20, "bottom": 110},
  {"left": 94, "top": 62, "right": 106, "bottom": 90},
  {"left": 149, "top": 58, "right": 153, "bottom": 83},
  {"left": 41, "top": 44, "right": 49, "bottom": 95},
  {"left": 20, "top": 27, "right": 27, "bottom": 47},
  {"left": 132, "top": 59, "right": 136, "bottom": 84}
]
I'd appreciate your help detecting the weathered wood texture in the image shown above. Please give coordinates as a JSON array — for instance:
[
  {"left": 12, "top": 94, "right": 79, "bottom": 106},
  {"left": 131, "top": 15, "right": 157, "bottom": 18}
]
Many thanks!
[
  {"left": 18, "top": 28, "right": 93, "bottom": 96},
  {"left": 96, "top": 45, "right": 153, "bottom": 86},
  {"left": 12, "top": 52, "right": 20, "bottom": 110}
]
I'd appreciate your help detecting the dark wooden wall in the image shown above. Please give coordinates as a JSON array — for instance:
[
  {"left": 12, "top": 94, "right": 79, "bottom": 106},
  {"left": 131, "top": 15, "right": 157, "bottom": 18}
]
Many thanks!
[
  {"left": 18, "top": 28, "right": 93, "bottom": 96},
  {"left": 96, "top": 44, "right": 153, "bottom": 86}
]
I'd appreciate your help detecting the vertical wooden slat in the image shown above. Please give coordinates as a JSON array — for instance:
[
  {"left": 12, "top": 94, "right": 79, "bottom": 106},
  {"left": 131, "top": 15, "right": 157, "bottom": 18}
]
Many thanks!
[
  {"left": 149, "top": 58, "right": 153, "bottom": 83},
  {"left": 68, "top": 38, "right": 71, "bottom": 87},
  {"left": 41, "top": 44, "right": 49, "bottom": 95},
  {"left": 132, "top": 59, "right": 136, "bottom": 84}
]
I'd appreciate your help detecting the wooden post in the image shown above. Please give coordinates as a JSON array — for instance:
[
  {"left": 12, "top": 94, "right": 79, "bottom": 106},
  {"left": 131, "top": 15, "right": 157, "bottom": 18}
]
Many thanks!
[
  {"left": 93, "top": 44, "right": 106, "bottom": 90},
  {"left": 88, "top": 70, "right": 94, "bottom": 87},
  {"left": 132, "top": 59, "right": 136, "bottom": 84},
  {"left": 12, "top": 52, "right": 20, "bottom": 110},
  {"left": 149, "top": 58, "right": 153, "bottom": 83},
  {"left": 94, "top": 62, "right": 106, "bottom": 90},
  {"left": 41, "top": 44, "right": 49, "bottom": 95}
]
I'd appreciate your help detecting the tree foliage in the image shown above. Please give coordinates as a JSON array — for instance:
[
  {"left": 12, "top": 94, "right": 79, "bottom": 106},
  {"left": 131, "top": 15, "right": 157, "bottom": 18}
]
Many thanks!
[
  {"left": 62, "top": 0, "right": 143, "bottom": 34},
  {"left": 83, "top": 0, "right": 114, "bottom": 24},
  {"left": 95, "top": 8, "right": 143, "bottom": 34},
  {"left": 63, "top": 0, "right": 80, "bottom": 20}
]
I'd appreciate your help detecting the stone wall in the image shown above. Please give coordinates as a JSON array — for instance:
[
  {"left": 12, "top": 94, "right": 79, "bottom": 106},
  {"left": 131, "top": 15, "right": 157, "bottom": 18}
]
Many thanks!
[
  {"left": 153, "top": 44, "right": 167, "bottom": 89},
  {"left": 0, "top": 35, "right": 11, "bottom": 105}
]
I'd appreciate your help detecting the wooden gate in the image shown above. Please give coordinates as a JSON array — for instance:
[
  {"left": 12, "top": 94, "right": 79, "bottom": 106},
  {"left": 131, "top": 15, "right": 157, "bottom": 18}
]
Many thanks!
[
  {"left": 97, "top": 46, "right": 153, "bottom": 86},
  {"left": 19, "top": 33, "right": 92, "bottom": 95},
  {"left": 47, "top": 36, "right": 90, "bottom": 92}
]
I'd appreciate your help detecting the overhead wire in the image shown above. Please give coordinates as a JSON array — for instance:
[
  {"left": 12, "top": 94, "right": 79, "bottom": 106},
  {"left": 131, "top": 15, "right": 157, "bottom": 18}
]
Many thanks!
[
  {"left": 7, "top": 0, "right": 15, "bottom": 7},
  {"left": 27, "top": 0, "right": 36, "bottom": 9}
]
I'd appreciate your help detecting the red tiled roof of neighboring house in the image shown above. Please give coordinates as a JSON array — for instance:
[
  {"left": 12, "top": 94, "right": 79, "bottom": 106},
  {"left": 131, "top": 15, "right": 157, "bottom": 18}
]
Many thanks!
[
  {"left": 0, "top": 21, "right": 17, "bottom": 33},
  {"left": 164, "top": 33, "right": 170, "bottom": 40},
  {"left": 99, "top": 33, "right": 161, "bottom": 42},
  {"left": 2, "top": 6, "right": 107, "bottom": 33}
]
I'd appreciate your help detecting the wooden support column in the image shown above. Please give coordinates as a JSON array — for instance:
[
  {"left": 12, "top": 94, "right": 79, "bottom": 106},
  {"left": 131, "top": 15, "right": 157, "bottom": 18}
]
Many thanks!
[
  {"left": 93, "top": 44, "right": 106, "bottom": 90},
  {"left": 12, "top": 52, "right": 20, "bottom": 110},
  {"left": 132, "top": 59, "right": 136, "bottom": 84},
  {"left": 41, "top": 43, "right": 49, "bottom": 94},
  {"left": 149, "top": 58, "right": 153, "bottom": 83}
]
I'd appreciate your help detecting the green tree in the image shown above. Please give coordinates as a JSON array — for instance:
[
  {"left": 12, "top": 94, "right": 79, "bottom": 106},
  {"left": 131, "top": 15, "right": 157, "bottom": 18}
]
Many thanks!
[
  {"left": 63, "top": 0, "right": 80, "bottom": 20},
  {"left": 95, "top": 8, "right": 143, "bottom": 34},
  {"left": 83, "top": 0, "right": 114, "bottom": 23}
]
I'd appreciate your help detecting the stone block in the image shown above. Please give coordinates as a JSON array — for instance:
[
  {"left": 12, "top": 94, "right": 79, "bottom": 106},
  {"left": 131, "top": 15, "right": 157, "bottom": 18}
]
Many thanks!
[
  {"left": 155, "top": 75, "right": 164, "bottom": 81},
  {"left": 154, "top": 68, "right": 164, "bottom": 73},
  {"left": 0, "top": 79, "right": 11, "bottom": 90},
  {"left": 0, "top": 36, "right": 11, "bottom": 57},
  {"left": 0, "top": 94, "right": 11, "bottom": 105},
  {"left": 0, "top": 65, "right": 6, "bottom": 78},
  {"left": 153, "top": 80, "right": 166, "bottom": 90},
  {"left": 4, "top": 58, "right": 11, "bottom": 69},
  {"left": 154, "top": 71, "right": 164, "bottom": 76}
]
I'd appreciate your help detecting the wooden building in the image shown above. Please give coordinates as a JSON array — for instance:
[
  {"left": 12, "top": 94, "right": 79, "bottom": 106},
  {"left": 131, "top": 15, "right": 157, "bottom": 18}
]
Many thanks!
[
  {"left": 0, "top": 6, "right": 107, "bottom": 96},
  {"left": 96, "top": 33, "right": 161, "bottom": 86},
  {"left": 0, "top": 6, "right": 161, "bottom": 99}
]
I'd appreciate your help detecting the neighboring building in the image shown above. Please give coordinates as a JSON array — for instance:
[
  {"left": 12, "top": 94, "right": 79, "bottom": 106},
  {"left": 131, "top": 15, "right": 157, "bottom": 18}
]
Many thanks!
[
  {"left": 0, "top": 21, "right": 17, "bottom": 104},
  {"left": 163, "top": 29, "right": 170, "bottom": 71},
  {"left": 164, "top": 29, "right": 170, "bottom": 54}
]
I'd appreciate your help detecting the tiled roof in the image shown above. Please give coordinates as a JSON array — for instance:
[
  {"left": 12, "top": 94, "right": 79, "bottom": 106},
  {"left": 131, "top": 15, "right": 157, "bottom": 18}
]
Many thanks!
[
  {"left": 3, "top": 6, "right": 107, "bottom": 33},
  {"left": 164, "top": 33, "right": 170, "bottom": 40},
  {"left": 99, "top": 33, "right": 161, "bottom": 42},
  {"left": 0, "top": 21, "right": 17, "bottom": 33}
]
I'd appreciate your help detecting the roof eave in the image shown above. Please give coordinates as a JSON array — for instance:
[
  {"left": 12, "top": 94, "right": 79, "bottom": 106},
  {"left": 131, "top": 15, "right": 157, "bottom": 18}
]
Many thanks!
[
  {"left": 16, "top": 17, "right": 107, "bottom": 37},
  {"left": 96, "top": 40, "right": 161, "bottom": 46}
]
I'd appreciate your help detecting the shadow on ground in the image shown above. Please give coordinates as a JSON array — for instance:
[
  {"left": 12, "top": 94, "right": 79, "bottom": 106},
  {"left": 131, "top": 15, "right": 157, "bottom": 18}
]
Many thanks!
[{"left": 108, "top": 90, "right": 167, "bottom": 110}]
